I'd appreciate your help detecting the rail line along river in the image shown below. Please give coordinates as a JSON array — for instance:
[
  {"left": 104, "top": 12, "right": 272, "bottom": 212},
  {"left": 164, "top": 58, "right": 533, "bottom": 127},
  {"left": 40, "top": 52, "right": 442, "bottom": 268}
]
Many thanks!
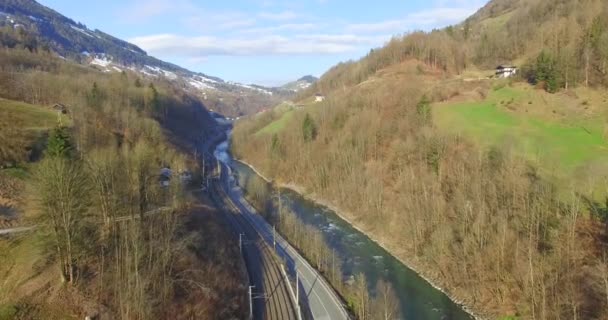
[{"left": 216, "top": 130, "right": 473, "bottom": 320}]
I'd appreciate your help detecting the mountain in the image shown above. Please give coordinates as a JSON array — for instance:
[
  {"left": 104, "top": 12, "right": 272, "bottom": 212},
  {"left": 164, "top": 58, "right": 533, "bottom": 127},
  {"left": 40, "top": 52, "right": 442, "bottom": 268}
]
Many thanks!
[
  {"left": 0, "top": 0, "right": 280, "bottom": 116},
  {"left": 233, "top": 0, "right": 608, "bottom": 319},
  {"left": 305, "top": 0, "right": 607, "bottom": 97},
  {"left": 280, "top": 75, "right": 318, "bottom": 92}
]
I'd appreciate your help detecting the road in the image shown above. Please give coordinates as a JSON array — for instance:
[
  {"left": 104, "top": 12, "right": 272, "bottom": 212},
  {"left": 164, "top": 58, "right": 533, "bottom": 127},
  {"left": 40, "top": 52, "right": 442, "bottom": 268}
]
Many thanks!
[
  {"left": 0, "top": 226, "right": 35, "bottom": 235},
  {"left": 210, "top": 171, "right": 298, "bottom": 320},
  {"left": 0, "top": 207, "right": 172, "bottom": 236},
  {"left": 217, "top": 161, "right": 350, "bottom": 320}
]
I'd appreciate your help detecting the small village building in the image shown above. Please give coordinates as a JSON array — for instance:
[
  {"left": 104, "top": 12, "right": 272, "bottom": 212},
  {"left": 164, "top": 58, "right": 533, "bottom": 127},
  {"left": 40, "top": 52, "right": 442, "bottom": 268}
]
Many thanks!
[
  {"left": 159, "top": 167, "right": 172, "bottom": 188},
  {"left": 179, "top": 170, "right": 192, "bottom": 184},
  {"left": 496, "top": 65, "right": 517, "bottom": 78},
  {"left": 52, "top": 103, "right": 68, "bottom": 114},
  {"left": 315, "top": 93, "right": 325, "bottom": 102}
]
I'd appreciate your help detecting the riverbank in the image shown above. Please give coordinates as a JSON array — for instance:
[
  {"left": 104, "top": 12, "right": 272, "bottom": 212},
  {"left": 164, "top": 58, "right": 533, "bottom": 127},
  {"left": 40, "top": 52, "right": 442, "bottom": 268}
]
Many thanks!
[{"left": 234, "top": 158, "right": 487, "bottom": 320}]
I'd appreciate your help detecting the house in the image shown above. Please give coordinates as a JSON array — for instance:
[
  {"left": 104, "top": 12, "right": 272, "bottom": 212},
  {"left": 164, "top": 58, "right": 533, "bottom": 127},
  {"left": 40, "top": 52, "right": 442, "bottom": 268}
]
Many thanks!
[
  {"left": 159, "top": 167, "right": 172, "bottom": 187},
  {"left": 315, "top": 93, "right": 325, "bottom": 102},
  {"left": 179, "top": 170, "right": 192, "bottom": 184},
  {"left": 496, "top": 65, "right": 517, "bottom": 78},
  {"left": 52, "top": 103, "right": 68, "bottom": 114}
]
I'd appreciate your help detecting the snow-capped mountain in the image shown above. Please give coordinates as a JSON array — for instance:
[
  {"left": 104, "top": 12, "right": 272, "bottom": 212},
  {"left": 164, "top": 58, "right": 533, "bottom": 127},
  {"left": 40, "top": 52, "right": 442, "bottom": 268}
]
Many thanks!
[
  {"left": 280, "top": 75, "right": 319, "bottom": 92},
  {"left": 0, "top": 0, "right": 283, "bottom": 116}
]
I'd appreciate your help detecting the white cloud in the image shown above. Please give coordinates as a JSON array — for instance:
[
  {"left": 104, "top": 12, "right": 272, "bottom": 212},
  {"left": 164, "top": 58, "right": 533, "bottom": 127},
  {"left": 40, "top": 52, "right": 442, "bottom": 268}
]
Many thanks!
[
  {"left": 122, "top": 0, "right": 484, "bottom": 66},
  {"left": 241, "top": 23, "right": 320, "bottom": 34},
  {"left": 129, "top": 33, "right": 386, "bottom": 57},
  {"left": 258, "top": 11, "right": 298, "bottom": 21},
  {"left": 346, "top": 7, "right": 478, "bottom": 33}
]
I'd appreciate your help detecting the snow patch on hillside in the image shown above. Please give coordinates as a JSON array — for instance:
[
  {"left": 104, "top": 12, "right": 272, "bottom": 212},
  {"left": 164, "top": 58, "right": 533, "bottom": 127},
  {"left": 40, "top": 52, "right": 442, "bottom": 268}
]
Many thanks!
[
  {"left": 91, "top": 57, "right": 112, "bottom": 67},
  {"left": 70, "top": 25, "right": 94, "bottom": 38},
  {"left": 189, "top": 78, "right": 216, "bottom": 91},
  {"left": 199, "top": 75, "right": 219, "bottom": 84},
  {"left": 298, "top": 82, "right": 312, "bottom": 89},
  {"left": 161, "top": 70, "right": 177, "bottom": 80},
  {"left": 143, "top": 65, "right": 178, "bottom": 80},
  {"left": 229, "top": 82, "right": 273, "bottom": 95},
  {"left": 140, "top": 69, "right": 156, "bottom": 77}
]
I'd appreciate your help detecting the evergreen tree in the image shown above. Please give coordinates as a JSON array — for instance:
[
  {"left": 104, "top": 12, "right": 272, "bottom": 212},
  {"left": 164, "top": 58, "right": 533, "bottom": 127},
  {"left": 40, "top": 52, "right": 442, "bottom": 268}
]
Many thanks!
[
  {"left": 463, "top": 19, "right": 471, "bottom": 40},
  {"left": 87, "top": 82, "right": 104, "bottom": 109},
  {"left": 302, "top": 113, "right": 318, "bottom": 142},
  {"left": 149, "top": 83, "right": 161, "bottom": 114},
  {"left": 271, "top": 133, "right": 280, "bottom": 155},
  {"left": 46, "top": 126, "right": 73, "bottom": 158},
  {"left": 416, "top": 95, "right": 432, "bottom": 124},
  {"left": 532, "top": 51, "right": 559, "bottom": 93}
]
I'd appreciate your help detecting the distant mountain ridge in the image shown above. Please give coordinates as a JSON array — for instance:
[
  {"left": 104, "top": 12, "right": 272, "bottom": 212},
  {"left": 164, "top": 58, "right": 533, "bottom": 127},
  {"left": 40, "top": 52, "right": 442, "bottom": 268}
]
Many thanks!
[
  {"left": 0, "top": 0, "right": 284, "bottom": 116},
  {"left": 0, "top": 0, "right": 209, "bottom": 77},
  {"left": 280, "top": 75, "right": 318, "bottom": 92}
]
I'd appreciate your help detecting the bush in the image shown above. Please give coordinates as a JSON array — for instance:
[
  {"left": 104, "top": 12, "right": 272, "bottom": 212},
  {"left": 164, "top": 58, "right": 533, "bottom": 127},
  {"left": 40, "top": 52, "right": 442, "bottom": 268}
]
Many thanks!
[
  {"left": 0, "top": 304, "right": 18, "bottom": 320},
  {"left": 416, "top": 95, "right": 432, "bottom": 124},
  {"left": 493, "top": 81, "right": 507, "bottom": 91},
  {"left": 302, "top": 113, "right": 318, "bottom": 142}
]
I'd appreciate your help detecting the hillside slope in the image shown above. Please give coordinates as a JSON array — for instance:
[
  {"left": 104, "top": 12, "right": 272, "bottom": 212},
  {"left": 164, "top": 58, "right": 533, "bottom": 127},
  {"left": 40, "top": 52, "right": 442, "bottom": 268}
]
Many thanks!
[
  {"left": 0, "top": 0, "right": 283, "bottom": 116},
  {"left": 304, "top": 0, "right": 607, "bottom": 99},
  {"left": 234, "top": 0, "right": 608, "bottom": 318},
  {"left": 0, "top": 17, "right": 246, "bottom": 320}
]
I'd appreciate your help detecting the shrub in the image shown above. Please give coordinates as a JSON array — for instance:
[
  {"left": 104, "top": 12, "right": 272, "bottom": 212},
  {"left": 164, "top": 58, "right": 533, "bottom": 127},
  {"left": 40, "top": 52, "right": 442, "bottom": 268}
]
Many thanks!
[{"left": 302, "top": 113, "right": 318, "bottom": 142}]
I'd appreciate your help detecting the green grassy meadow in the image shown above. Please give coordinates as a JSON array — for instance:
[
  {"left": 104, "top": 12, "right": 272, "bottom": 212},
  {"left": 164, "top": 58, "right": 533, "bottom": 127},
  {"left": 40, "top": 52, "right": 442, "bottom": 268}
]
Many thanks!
[
  {"left": 434, "top": 86, "right": 608, "bottom": 174},
  {"left": 0, "top": 98, "right": 69, "bottom": 130},
  {"left": 256, "top": 109, "right": 295, "bottom": 136}
]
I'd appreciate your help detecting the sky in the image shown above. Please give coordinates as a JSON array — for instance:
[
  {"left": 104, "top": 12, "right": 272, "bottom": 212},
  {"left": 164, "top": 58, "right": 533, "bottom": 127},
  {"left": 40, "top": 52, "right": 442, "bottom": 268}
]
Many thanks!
[{"left": 38, "top": 0, "right": 487, "bottom": 86}]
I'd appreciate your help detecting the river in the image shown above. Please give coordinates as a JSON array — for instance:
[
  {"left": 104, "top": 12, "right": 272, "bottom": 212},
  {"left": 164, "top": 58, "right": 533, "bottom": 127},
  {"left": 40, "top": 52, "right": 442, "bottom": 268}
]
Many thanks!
[{"left": 215, "top": 130, "right": 473, "bottom": 320}]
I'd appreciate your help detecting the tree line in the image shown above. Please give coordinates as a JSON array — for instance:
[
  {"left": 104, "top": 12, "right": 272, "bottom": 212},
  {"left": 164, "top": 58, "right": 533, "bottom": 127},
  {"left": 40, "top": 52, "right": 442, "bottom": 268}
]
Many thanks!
[{"left": 301, "top": 0, "right": 608, "bottom": 100}]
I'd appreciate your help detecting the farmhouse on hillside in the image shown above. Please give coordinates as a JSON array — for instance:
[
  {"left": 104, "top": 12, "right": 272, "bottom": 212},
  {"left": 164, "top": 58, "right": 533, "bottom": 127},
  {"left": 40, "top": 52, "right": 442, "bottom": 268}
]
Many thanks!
[
  {"left": 496, "top": 65, "right": 517, "bottom": 78},
  {"left": 52, "top": 103, "right": 68, "bottom": 114},
  {"left": 315, "top": 93, "right": 325, "bottom": 102}
]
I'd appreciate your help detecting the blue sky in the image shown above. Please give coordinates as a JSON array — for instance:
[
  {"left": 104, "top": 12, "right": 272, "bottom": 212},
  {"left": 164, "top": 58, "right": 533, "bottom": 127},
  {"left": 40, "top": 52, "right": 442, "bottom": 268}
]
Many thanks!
[{"left": 39, "top": 0, "right": 486, "bottom": 86}]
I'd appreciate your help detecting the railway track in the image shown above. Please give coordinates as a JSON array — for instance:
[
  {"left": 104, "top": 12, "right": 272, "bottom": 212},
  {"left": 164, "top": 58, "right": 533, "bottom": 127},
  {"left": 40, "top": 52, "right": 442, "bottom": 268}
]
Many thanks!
[{"left": 210, "top": 175, "right": 298, "bottom": 320}]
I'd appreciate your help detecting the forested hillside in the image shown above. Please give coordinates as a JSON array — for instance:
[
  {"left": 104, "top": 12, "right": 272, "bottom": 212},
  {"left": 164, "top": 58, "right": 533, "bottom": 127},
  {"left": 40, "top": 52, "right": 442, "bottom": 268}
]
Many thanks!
[
  {"left": 233, "top": 0, "right": 608, "bottom": 319},
  {"left": 305, "top": 0, "right": 608, "bottom": 97},
  {"left": 0, "top": 27, "right": 246, "bottom": 319}
]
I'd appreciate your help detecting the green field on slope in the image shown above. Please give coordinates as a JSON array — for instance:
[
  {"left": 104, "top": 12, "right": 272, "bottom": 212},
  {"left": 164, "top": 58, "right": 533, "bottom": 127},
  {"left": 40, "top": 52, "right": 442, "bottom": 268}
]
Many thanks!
[
  {"left": 256, "top": 109, "right": 295, "bottom": 136},
  {"left": 0, "top": 98, "right": 69, "bottom": 130},
  {"left": 434, "top": 86, "right": 608, "bottom": 173}
]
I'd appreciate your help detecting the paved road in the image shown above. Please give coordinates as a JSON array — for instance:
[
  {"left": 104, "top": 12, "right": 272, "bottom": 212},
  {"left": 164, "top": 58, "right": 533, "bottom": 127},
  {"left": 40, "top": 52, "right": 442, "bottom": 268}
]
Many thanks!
[
  {"left": 218, "top": 162, "right": 350, "bottom": 320},
  {"left": 0, "top": 226, "right": 35, "bottom": 235},
  {"left": 210, "top": 173, "right": 298, "bottom": 320},
  {"left": 0, "top": 207, "right": 172, "bottom": 236}
]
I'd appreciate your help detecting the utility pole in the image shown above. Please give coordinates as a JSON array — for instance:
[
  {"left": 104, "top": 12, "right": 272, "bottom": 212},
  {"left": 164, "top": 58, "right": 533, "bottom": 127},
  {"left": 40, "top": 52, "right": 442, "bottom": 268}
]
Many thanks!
[
  {"left": 249, "top": 285, "right": 255, "bottom": 320},
  {"left": 296, "top": 270, "right": 302, "bottom": 320},
  {"left": 239, "top": 233, "right": 244, "bottom": 254},
  {"left": 278, "top": 188, "right": 282, "bottom": 224},
  {"left": 296, "top": 270, "right": 299, "bottom": 305}
]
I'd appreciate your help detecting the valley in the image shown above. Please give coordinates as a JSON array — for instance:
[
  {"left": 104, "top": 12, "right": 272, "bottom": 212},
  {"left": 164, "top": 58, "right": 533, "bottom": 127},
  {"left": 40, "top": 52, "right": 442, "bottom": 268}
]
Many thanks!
[{"left": 2, "top": 0, "right": 608, "bottom": 319}]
